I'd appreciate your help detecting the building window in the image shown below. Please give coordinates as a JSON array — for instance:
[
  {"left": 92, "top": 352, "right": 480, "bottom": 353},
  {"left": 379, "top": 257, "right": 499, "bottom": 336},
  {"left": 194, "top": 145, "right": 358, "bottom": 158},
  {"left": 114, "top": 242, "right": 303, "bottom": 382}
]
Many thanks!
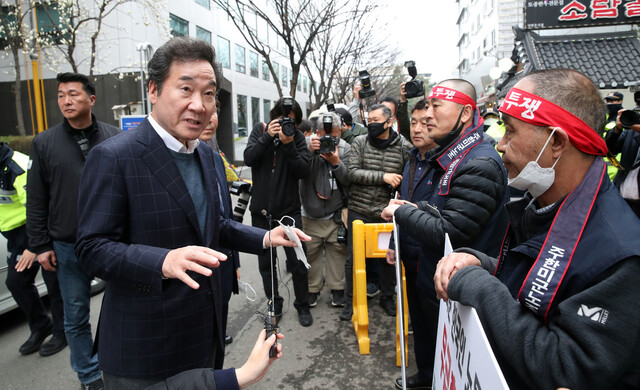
[
  {"left": 196, "top": 26, "right": 211, "bottom": 44},
  {"left": 262, "top": 59, "right": 270, "bottom": 81},
  {"left": 36, "top": 2, "right": 71, "bottom": 44},
  {"left": 297, "top": 74, "right": 302, "bottom": 92},
  {"left": 263, "top": 99, "right": 271, "bottom": 122},
  {"left": 281, "top": 65, "right": 288, "bottom": 88},
  {"left": 235, "top": 44, "right": 246, "bottom": 73},
  {"left": 169, "top": 14, "right": 188, "bottom": 37},
  {"left": 195, "top": 0, "right": 210, "bottom": 9},
  {"left": 303, "top": 76, "right": 308, "bottom": 93},
  {"left": 237, "top": 94, "right": 247, "bottom": 134},
  {"left": 249, "top": 52, "right": 259, "bottom": 77},
  {"left": 217, "top": 36, "right": 230, "bottom": 69},
  {"left": 251, "top": 97, "right": 260, "bottom": 129},
  {"left": 273, "top": 62, "right": 279, "bottom": 85}
]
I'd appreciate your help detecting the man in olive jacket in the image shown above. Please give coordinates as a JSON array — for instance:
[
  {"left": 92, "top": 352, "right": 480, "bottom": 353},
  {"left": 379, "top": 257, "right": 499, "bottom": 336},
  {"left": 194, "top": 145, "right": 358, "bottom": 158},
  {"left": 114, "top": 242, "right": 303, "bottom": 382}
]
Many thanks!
[{"left": 339, "top": 104, "right": 411, "bottom": 321}]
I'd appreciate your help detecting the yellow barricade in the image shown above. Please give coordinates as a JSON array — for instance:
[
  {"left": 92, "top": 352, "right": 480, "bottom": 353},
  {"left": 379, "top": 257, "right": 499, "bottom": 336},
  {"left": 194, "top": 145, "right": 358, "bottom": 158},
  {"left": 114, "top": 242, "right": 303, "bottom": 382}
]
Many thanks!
[{"left": 351, "top": 220, "right": 409, "bottom": 367}]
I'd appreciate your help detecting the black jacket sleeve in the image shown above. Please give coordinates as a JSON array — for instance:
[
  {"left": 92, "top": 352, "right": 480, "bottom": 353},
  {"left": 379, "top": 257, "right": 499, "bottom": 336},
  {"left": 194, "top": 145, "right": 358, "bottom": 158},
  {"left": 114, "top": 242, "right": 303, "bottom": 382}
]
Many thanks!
[
  {"left": 447, "top": 257, "right": 640, "bottom": 390},
  {"left": 605, "top": 127, "right": 625, "bottom": 155},
  {"left": 243, "top": 122, "right": 273, "bottom": 167},
  {"left": 25, "top": 137, "right": 53, "bottom": 254},
  {"left": 281, "top": 131, "right": 311, "bottom": 179},
  {"left": 397, "top": 101, "right": 412, "bottom": 144},
  {"left": 145, "top": 367, "right": 239, "bottom": 390},
  {"left": 394, "top": 157, "right": 505, "bottom": 253}
]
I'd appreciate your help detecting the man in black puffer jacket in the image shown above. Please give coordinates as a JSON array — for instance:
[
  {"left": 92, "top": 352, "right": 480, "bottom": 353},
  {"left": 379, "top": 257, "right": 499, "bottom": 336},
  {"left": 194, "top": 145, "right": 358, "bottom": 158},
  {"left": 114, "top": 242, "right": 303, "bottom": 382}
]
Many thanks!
[{"left": 382, "top": 79, "right": 508, "bottom": 390}]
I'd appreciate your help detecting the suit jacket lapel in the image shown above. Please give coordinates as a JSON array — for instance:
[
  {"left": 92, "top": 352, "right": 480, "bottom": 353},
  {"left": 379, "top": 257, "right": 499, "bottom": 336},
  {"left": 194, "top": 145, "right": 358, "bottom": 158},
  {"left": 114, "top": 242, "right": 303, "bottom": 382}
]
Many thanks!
[{"left": 137, "top": 119, "right": 203, "bottom": 242}]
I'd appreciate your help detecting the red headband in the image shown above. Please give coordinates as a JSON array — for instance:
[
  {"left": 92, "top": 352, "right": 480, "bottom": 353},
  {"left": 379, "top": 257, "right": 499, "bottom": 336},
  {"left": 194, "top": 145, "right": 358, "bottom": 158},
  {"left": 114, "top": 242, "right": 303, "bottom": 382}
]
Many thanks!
[
  {"left": 499, "top": 88, "right": 608, "bottom": 156},
  {"left": 427, "top": 86, "right": 477, "bottom": 110}
]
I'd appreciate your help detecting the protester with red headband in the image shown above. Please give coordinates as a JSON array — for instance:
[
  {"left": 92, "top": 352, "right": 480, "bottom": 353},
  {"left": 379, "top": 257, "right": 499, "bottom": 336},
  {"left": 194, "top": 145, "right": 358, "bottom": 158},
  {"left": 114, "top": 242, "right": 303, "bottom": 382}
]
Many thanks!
[
  {"left": 434, "top": 69, "right": 640, "bottom": 389},
  {"left": 381, "top": 78, "right": 508, "bottom": 390}
]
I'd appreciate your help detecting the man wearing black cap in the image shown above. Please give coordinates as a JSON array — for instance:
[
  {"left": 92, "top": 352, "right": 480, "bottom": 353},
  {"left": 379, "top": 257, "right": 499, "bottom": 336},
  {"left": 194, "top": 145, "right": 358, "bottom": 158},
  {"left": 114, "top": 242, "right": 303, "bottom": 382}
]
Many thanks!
[
  {"left": 604, "top": 91, "right": 624, "bottom": 125},
  {"left": 335, "top": 107, "right": 367, "bottom": 145}
]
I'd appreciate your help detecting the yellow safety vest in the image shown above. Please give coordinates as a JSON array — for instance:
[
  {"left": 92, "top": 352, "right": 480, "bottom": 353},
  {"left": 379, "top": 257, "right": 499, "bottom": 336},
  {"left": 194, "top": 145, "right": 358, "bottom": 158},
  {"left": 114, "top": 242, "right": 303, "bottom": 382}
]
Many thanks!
[
  {"left": 0, "top": 151, "right": 28, "bottom": 232},
  {"left": 603, "top": 122, "right": 621, "bottom": 182}
]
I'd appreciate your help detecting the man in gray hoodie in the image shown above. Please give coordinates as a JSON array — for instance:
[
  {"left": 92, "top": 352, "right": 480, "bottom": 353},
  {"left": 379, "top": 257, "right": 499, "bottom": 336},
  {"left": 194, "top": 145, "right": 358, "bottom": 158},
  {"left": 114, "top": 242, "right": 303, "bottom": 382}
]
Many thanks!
[{"left": 300, "top": 112, "right": 350, "bottom": 308}]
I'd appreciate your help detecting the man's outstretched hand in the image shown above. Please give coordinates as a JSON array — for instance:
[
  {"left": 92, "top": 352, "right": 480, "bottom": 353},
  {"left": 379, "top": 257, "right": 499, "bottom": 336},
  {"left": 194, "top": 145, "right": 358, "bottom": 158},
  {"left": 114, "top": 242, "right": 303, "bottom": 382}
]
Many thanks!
[
  {"left": 163, "top": 246, "right": 227, "bottom": 289},
  {"left": 263, "top": 226, "right": 311, "bottom": 248}
]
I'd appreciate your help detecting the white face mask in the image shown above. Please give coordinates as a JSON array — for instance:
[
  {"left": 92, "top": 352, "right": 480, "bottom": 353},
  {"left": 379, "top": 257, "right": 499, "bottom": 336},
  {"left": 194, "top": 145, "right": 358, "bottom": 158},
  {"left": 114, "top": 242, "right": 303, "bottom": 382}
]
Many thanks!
[{"left": 508, "top": 128, "right": 561, "bottom": 198}]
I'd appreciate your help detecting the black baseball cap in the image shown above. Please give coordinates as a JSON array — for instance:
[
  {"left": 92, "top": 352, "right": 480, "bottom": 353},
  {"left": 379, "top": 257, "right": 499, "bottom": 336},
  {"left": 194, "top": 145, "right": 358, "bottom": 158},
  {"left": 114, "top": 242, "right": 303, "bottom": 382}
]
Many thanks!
[
  {"left": 604, "top": 92, "right": 623, "bottom": 101},
  {"left": 334, "top": 108, "right": 352, "bottom": 126}
]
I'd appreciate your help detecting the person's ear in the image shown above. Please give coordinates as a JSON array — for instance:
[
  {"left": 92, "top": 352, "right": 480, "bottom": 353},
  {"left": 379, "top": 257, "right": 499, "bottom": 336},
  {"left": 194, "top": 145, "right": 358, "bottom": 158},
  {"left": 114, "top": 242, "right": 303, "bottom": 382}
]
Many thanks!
[
  {"left": 549, "top": 126, "right": 570, "bottom": 158},
  {"left": 461, "top": 105, "right": 473, "bottom": 123},
  {"left": 149, "top": 81, "right": 158, "bottom": 105}
]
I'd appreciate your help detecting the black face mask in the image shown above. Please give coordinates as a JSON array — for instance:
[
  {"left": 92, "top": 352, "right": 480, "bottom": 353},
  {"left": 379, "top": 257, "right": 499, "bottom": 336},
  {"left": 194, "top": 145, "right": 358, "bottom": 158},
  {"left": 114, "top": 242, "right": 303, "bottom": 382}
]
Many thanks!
[
  {"left": 607, "top": 103, "right": 622, "bottom": 116},
  {"left": 433, "top": 107, "right": 466, "bottom": 147},
  {"left": 367, "top": 121, "right": 387, "bottom": 138}
]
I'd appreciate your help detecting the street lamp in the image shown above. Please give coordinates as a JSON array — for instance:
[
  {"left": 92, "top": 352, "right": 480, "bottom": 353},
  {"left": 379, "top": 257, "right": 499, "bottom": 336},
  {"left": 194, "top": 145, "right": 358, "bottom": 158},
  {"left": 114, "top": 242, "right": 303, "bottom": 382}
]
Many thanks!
[{"left": 30, "top": 52, "right": 45, "bottom": 133}]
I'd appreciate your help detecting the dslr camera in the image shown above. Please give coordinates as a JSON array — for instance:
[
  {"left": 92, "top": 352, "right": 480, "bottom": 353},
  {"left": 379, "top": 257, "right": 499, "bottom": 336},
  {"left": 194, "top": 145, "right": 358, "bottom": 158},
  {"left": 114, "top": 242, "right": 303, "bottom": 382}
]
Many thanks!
[
  {"left": 620, "top": 90, "right": 640, "bottom": 127},
  {"left": 229, "top": 181, "right": 252, "bottom": 222},
  {"left": 358, "top": 70, "right": 376, "bottom": 99},
  {"left": 278, "top": 96, "right": 296, "bottom": 136},
  {"left": 404, "top": 61, "right": 425, "bottom": 99},
  {"left": 319, "top": 115, "right": 338, "bottom": 154},
  {"left": 326, "top": 98, "right": 336, "bottom": 112}
]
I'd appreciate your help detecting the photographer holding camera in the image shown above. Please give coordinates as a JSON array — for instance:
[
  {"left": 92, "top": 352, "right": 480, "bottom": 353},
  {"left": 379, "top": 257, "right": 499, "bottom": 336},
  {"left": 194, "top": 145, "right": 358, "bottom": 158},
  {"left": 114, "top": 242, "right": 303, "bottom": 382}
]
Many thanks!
[
  {"left": 605, "top": 91, "right": 640, "bottom": 217},
  {"left": 396, "top": 61, "right": 426, "bottom": 144},
  {"left": 244, "top": 96, "right": 314, "bottom": 327},
  {"left": 300, "top": 112, "right": 351, "bottom": 308}
]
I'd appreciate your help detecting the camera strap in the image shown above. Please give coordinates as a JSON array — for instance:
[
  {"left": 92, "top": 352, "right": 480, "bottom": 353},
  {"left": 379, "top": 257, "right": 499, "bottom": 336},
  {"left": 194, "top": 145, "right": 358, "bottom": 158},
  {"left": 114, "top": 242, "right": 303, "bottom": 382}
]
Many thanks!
[
  {"left": 359, "top": 102, "right": 367, "bottom": 127},
  {"left": 74, "top": 130, "right": 91, "bottom": 163}
]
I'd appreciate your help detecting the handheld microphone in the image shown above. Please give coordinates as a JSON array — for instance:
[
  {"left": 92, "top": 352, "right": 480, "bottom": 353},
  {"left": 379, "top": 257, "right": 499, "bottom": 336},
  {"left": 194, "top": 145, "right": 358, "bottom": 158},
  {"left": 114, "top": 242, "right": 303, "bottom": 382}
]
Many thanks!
[{"left": 261, "top": 209, "right": 278, "bottom": 357}]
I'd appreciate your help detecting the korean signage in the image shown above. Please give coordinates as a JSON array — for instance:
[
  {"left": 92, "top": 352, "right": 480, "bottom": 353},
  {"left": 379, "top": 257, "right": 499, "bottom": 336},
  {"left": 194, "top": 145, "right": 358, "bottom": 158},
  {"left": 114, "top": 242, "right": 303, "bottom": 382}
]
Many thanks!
[
  {"left": 525, "top": 0, "right": 640, "bottom": 29},
  {"left": 433, "top": 300, "right": 509, "bottom": 390},
  {"left": 119, "top": 115, "right": 146, "bottom": 131}
]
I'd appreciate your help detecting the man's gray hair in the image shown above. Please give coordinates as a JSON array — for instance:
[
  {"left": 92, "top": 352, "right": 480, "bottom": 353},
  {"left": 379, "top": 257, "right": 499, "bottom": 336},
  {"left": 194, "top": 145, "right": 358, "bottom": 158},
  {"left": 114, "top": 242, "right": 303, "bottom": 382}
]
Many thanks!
[
  {"left": 148, "top": 37, "right": 222, "bottom": 94},
  {"left": 319, "top": 111, "right": 341, "bottom": 128},
  {"left": 368, "top": 104, "right": 392, "bottom": 121},
  {"left": 523, "top": 69, "right": 606, "bottom": 136}
]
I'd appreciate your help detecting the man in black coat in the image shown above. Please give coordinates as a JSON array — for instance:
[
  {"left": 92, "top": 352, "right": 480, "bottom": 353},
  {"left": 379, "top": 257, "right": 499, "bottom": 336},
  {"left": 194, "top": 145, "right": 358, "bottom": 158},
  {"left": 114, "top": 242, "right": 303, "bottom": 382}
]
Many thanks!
[
  {"left": 243, "top": 97, "right": 313, "bottom": 327},
  {"left": 382, "top": 79, "right": 508, "bottom": 390},
  {"left": 27, "top": 72, "right": 121, "bottom": 390}
]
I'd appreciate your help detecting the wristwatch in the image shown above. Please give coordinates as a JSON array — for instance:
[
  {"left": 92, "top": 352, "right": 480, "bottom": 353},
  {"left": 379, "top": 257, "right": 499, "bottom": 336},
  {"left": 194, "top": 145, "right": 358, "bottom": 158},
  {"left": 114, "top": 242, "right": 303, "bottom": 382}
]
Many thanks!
[{"left": 332, "top": 163, "right": 340, "bottom": 169}]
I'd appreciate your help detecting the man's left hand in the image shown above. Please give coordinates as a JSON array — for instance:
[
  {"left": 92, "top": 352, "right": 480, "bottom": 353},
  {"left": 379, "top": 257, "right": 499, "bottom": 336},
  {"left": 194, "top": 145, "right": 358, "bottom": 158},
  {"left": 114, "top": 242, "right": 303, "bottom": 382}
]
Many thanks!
[
  {"left": 320, "top": 147, "right": 339, "bottom": 166},
  {"left": 434, "top": 252, "right": 481, "bottom": 301},
  {"left": 264, "top": 226, "right": 311, "bottom": 248},
  {"left": 381, "top": 199, "right": 417, "bottom": 221},
  {"left": 280, "top": 133, "right": 295, "bottom": 144},
  {"left": 15, "top": 249, "right": 36, "bottom": 272}
]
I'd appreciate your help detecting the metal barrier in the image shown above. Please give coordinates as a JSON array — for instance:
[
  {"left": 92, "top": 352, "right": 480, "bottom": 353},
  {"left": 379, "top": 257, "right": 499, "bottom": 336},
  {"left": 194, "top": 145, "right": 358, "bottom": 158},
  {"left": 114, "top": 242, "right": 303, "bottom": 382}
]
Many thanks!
[{"left": 351, "top": 220, "right": 409, "bottom": 367}]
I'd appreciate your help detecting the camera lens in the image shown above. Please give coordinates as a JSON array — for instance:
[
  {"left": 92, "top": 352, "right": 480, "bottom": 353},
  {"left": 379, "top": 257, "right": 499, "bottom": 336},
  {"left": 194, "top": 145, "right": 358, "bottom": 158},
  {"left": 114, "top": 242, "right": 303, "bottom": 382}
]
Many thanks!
[
  {"left": 280, "top": 118, "right": 296, "bottom": 136},
  {"left": 620, "top": 110, "right": 640, "bottom": 128},
  {"left": 405, "top": 79, "right": 425, "bottom": 99}
]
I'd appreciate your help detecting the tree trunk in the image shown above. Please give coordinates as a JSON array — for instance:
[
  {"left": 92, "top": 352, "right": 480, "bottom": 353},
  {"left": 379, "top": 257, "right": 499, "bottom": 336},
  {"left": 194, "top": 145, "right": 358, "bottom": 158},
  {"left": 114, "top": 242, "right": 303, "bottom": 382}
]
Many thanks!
[{"left": 11, "top": 46, "right": 26, "bottom": 136}]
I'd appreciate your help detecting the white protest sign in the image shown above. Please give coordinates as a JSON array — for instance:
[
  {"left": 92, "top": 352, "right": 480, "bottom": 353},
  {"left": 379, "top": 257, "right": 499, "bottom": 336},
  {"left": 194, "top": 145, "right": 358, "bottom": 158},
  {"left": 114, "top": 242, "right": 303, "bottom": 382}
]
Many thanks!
[{"left": 433, "top": 299, "right": 509, "bottom": 390}]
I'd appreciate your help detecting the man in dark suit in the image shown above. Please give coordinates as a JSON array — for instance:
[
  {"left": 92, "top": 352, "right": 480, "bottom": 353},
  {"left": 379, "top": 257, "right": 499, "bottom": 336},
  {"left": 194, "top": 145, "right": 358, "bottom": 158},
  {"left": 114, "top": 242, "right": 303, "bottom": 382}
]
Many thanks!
[
  {"left": 200, "top": 109, "right": 240, "bottom": 365},
  {"left": 75, "top": 37, "right": 309, "bottom": 390}
]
